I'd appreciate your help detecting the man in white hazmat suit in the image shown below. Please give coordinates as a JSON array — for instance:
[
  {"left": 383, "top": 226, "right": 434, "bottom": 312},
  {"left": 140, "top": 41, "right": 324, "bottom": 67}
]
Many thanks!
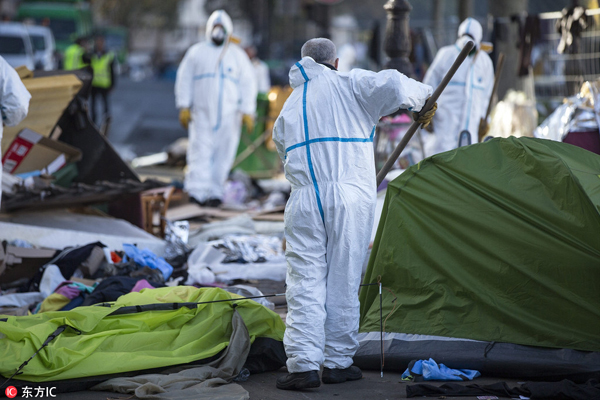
[
  {"left": 0, "top": 55, "right": 31, "bottom": 207},
  {"left": 423, "top": 17, "right": 493, "bottom": 155},
  {"left": 175, "top": 10, "right": 257, "bottom": 207},
  {"left": 273, "top": 38, "right": 434, "bottom": 390}
]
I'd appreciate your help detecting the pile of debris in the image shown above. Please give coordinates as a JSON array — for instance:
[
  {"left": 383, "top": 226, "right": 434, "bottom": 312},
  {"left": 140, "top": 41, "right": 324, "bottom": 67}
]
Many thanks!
[{"left": 0, "top": 67, "right": 293, "bottom": 397}]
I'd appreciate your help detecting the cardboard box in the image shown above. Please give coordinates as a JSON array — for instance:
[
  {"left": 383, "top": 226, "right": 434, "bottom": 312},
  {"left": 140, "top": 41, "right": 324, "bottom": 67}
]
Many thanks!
[
  {"left": 0, "top": 244, "right": 57, "bottom": 286},
  {"left": 2, "top": 129, "right": 82, "bottom": 176},
  {"left": 2, "top": 73, "right": 82, "bottom": 155}
]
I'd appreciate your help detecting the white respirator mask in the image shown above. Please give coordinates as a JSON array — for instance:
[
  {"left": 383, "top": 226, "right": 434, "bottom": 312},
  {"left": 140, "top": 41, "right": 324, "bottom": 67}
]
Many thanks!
[{"left": 211, "top": 26, "right": 226, "bottom": 46}]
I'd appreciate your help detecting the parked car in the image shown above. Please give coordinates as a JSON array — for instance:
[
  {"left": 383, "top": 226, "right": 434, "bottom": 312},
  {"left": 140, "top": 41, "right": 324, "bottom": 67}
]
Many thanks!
[
  {"left": 26, "top": 25, "right": 56, "bottom": 70},
  {"left": 0, "top": 22, "right": 35, "bottom": 70}
]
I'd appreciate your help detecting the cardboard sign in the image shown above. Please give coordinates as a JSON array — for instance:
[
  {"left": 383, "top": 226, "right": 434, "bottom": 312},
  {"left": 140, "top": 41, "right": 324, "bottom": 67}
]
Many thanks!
[{"left": 2, "top": 129, "right": 81, "bottom": 175}]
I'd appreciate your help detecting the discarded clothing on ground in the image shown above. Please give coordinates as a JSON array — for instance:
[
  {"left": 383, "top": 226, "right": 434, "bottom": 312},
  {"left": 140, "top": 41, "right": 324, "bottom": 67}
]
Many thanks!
[
  {"left": 92, "top": 309, "right": 251, "bottom": 400},
  {"left": 34, "top": 280, "right": 96, "bottom": 313},
  {"left": 29, "top": 242, "right": 105, "bottom": 291},
  {"left": 123, "top": 243, "right": 173, "bottom": 280},
  {"left": 406, "top": 379, "right": 600, "bottom": 400},
  {"left": 185, "top": 235, "right": 287, "bottom": 285},
  {"left": 401, "top": 358, "right": 481, "bottom": 381},
  {"left": 81, "top": 276, "right": 164, "bottom": 306},
  {"left": 212, "top": 235, "right": 283, "bottom": 264}
]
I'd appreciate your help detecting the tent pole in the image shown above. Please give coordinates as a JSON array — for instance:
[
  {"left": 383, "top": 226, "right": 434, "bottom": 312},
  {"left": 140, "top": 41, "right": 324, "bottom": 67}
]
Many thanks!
[{"left": 380, "top": 282, "right": 383, "bottom": 378}]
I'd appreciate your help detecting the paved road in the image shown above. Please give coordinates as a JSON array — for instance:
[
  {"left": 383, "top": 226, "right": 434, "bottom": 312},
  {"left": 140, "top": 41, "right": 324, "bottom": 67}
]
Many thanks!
[
  {"left": 107, "top": 76, "right": 187, "bottom": 158},
  {"left": 55, "top": 371, "right": 524, "bottom": 399}
]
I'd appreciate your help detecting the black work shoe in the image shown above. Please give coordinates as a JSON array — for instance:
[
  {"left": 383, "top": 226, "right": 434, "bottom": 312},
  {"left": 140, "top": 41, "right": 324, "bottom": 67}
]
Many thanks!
[
  {"left": 321, "top": 366, "right": 363, "bottom": 384},
  {"left": 205, "top": 198, "right": 222, "bottom": 208},
  {"left": 276, "top": 370, "right": 321, "bottom": 390}
]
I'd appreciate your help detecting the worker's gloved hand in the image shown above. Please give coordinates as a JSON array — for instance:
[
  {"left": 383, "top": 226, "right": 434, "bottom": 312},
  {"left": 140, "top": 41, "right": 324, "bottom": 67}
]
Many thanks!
[
  {"left": 425, "top": 121, "right": 434, "bottom": 133},
  {"left": 179, "top": 108, "right": 191, "bottom": 129},
  {"left": 413, "top": 102, "right": 437, "bottom": 129},
  {"left": 242, "top": 114, "right": 255, "bottom": 133}
]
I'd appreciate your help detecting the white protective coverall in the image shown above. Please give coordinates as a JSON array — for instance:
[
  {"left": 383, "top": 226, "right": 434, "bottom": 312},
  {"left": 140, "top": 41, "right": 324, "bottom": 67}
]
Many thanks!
[
  {"left": 423, "top": 18, "right": 493, "bottom": 155},
  {"left": 175, "top": 10, "right": 257, "bottom": 202},
  {"left": 0, "top": 56, "right": 31, "bottom": 206},
  {"left": 273, "top": 57, "right": 432, "bottom": 373},
  {"left": 252, "top": 58, "right": 271, "bottom": 94}
]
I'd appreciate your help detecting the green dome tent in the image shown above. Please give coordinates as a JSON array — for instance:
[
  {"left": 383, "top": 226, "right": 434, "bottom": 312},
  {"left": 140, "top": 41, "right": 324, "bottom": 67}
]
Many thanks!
[{"left": 357, "top": 137, "right": 600, "bottom": 381}]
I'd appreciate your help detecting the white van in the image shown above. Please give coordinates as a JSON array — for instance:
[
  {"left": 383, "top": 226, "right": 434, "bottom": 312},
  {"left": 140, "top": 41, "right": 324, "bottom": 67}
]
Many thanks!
[
  {"left": 0, "top": 22, "right": 35, "bottom": 71},
  {"left": 26, "top": 25, "right": 56, "bottom": 71}
]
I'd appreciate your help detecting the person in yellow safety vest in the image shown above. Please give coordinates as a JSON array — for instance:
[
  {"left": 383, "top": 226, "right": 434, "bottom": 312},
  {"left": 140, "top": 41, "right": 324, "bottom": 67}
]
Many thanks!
[
  {"left": 63, "top": 37, "right": 90, "bottom": 70},
  {"left": 90, "top": 36, "right": 116, "bottom": 126}
]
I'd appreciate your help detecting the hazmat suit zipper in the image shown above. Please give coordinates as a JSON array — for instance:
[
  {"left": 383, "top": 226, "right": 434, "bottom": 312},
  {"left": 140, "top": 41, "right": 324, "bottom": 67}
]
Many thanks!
[{"left": 214, "top": 61, "right": 225, "bottom": 132}]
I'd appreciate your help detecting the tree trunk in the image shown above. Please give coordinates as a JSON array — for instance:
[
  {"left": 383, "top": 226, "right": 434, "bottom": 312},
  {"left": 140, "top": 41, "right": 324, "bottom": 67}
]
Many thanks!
[
  {"left": 458, "top": 0, "right": 473, "bottom": 22},
  {"left": 489, "top": 0, "right": 529, "bottom": 100},
  {"left": 433, "top": 0, "right": 445, "bottom": 50}
]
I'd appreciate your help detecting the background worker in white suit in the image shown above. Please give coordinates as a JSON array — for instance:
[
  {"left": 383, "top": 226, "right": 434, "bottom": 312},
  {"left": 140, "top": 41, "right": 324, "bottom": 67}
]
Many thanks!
[
  {"left": 423, "top": 17, "right": 494, "bottom": 155},
  {"left": 175, "top": 10, "right": 257, "bottom": 207}
]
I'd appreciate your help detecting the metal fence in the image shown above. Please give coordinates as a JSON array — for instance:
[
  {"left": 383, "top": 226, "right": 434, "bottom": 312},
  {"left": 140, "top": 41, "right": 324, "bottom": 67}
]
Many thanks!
[{"left": 534, "top": 8, "right": 600, "bottom": 115}]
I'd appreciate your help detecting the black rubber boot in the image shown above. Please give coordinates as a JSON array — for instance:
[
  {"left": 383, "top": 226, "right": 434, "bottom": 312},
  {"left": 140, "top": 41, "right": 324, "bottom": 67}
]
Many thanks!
[
  {"left": 206, "top": 198, "right": 222, "bottom": 208},
  {"left": 276, "top": 370, "right": 321, "bottom": 390},
  {"left": 321, "top": 366, "right": 363, "bottom": 384}
]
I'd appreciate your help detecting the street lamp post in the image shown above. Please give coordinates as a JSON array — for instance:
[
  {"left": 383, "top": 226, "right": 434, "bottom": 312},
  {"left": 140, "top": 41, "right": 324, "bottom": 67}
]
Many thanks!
[{"left": 383, "top": 0, "right": 414, "bottom": 77}]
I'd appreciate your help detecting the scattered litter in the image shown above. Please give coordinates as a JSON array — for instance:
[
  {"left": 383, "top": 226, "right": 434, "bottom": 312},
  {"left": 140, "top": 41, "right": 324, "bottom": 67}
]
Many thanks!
[
  {"left": 39, "top": 264, "right": 65, "bottom": 298},
  {"left": 185, "top": 243, "right": 225, "bottom": 285},
  {"left": 164, "top": 219, "right": 190, "bottom": 259},
  {"left": 534, "top": 80, "right": 600, "bottom": 154},
  {"left": 233, "top": 368, "right": 251, "bottom": 382},
  {"left": 211, "top": 235, "right": 283, "bottom": 264},
  {"left": 225, "top": 284, "right": 275, "bottom": 310},
  {"left": 210, "top": 259, "right": 287, "bottom": 283},
  {"left": 401, "top": 358, "right": 481, "bottom": 381},
  {"left": 188, "top": 215, "right": 256, "bottom": 244},
  {"left": 122, "top": 244, "right": 173, "bottom": 280}
]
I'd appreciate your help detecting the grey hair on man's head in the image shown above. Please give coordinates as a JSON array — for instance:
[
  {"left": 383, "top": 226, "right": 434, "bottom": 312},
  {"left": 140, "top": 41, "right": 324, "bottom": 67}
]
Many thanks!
[{"left": 301, "top": 38, "right": 337, "bottom": 64}]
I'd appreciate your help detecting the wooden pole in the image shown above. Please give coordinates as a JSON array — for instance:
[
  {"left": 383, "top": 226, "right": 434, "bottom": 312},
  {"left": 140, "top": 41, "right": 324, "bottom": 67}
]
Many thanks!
[{"left": 376, "top": 41, "right": 475, "bottom": 187}]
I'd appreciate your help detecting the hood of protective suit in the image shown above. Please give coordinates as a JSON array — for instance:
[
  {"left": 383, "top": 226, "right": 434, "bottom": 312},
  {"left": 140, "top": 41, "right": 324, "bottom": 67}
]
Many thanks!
[
  {"left": 205, "top": 10, "right": 233, "bottom": 43},
  {"left": 457, "top": 17, "right": 483, "bottom": 49},
  {"left": 289, "top": 57, "right": 328, "bottom": 89}
]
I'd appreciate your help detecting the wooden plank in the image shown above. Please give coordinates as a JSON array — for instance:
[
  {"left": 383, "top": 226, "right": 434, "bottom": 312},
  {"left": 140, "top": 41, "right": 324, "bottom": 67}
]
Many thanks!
[
  {"left": 252, "top": 205, "right": 286, "bottom": 216},
  {"left": 166, "top": 203, "right": 244, "bottom": 221},
  {"left": 252, "top": 213, "right": 284, "bottom": 222}
]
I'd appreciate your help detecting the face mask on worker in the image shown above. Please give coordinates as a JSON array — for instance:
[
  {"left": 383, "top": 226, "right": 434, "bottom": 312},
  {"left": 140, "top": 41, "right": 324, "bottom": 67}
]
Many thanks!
[{"left": 211, "top": 26, "right": 226, "bottom": 46}]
